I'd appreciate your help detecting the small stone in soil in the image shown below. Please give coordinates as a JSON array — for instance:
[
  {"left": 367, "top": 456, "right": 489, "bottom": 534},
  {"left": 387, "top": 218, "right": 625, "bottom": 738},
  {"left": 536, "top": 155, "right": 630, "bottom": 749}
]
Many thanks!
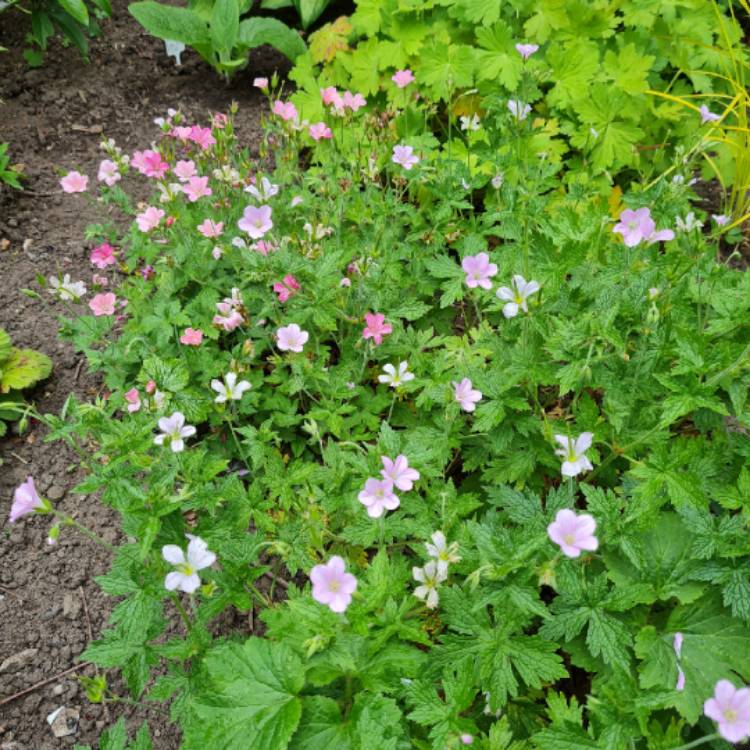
[
  {"left": 0, "top": 649, "right": 38, "bottom": 674},
  {"left": 46, "top": 706, "right": 79, "bottom": 738}
]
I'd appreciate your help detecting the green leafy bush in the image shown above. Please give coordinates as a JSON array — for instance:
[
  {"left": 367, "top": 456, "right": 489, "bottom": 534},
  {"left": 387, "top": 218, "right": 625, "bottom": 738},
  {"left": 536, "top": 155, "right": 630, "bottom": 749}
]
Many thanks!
[
  {"left": 0, "top": 143, "right": 23, "bottom": 189},
  {"left": 294, "top": 0, "right": 747, "bottom": 180},
  {"left": 0, "top": 0, "right": 112, "bottom": 65},
  {"left": 0, "top": 328, "right": 52, "bottom": 437},
  {"left": 21, "top": 75, "right": 750, "bottom": 750},
  {"left": 129, "top": 0, "right": 307, "bottom": 78}
]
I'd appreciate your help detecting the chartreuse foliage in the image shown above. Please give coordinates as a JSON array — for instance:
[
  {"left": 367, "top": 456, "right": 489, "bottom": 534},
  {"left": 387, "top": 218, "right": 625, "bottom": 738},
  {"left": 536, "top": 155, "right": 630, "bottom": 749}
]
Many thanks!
[
  {"left": 295, "top": 0, "right": 748, "bottom": 181},
  {"left": 43, "top": 64, "right": 750, "bottom": 750},
  {"left": 128, "top": 0, "right": 307, "bottom": 78}
]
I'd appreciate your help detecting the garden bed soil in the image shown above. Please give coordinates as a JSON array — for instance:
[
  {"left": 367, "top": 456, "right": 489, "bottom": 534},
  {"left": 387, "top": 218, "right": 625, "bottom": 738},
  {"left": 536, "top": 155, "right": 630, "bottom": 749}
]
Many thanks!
[{"left": 0, "top": 7, "right": 289, "bottom": 748}]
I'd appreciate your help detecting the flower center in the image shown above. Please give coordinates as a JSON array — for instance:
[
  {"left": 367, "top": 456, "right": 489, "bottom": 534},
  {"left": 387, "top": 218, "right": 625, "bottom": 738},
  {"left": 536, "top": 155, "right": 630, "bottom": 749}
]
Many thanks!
[
  {"left": 724, "top": 709, "right": 738, "bottom": 723},
  {"left": 563, "top": 533, "right": 575, "bottom": 546},
  {"left": 177, "top": 563, "right": 194, "bottom": 576},
  {"left": 328, "top": 580, "right": 341, "bottom": 593},
  {"left": 628, "top": 221, "right": 638, "bottom": 231}
]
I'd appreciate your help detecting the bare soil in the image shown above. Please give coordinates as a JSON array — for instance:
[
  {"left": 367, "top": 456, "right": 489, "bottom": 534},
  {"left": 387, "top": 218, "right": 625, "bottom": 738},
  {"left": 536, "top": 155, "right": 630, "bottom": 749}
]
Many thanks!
[{"left": 0, "top": 7, "right": 288, "bottom": 748}]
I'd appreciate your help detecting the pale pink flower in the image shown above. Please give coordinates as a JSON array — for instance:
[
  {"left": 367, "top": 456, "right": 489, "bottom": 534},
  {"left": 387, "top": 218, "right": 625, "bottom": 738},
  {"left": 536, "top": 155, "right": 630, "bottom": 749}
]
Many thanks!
[
  {"left": 89, "top": 292, "right": 116, "bottom": 316},
  {"left": 182, "top": 176, "right": 212, "bottom": 202},
  {"left": 310, "top": 556, "right": 357, "bottom": 613},
  {"left": 673, "top": 632, "right": 685, "bottom": 691},
  {"left": 253, "top": 77, "right": 269, "bottom": 90},
  {"left": 136, "top": 206, "right": 165, "bottom": 232},
  {"left": 343, "top": 91, "right": 367, "bottom": 112},
  {"left": 713, "top": 214, "right": 730, "bottom": 226},
  {"left": 180, "top": 327, "right": 203, "bottom": 346},
  {"left": 124, "top": 387, "right": 141, "bottom": 413},
  {"left": 276, "top": 323, "right": 308, "bottom": 352},
  {"left": 704, "top": 680, "right": 750, "bottom": 743},
  {"left": 340, "top": 277, "right": 351, "bottom": 287},
  {"left": 154, "top": 411, "right": 196, "bottom": 453},
  {"left": 699, "top": 105, "right": 722, "bottom": 123},
  {"left": 392, "top": 145, "right": 419, "bottom": 170},
  {"left": 290, "top": 195, "right": 303, "bottom": 208},
  {"left": 213, "top": 310, "right": 244, "bottom": 331},
  {"left": 272, "top": 100, "right": 298, "bottom": 121},
  {"left": 170, "top": 125, "right": 193, "bottom": 142},
  {"left": 676, "top": 668, "right": 686, "bottom": 692},
  {"left": 92, "top": 274, "right": 108, "bottom": 287},
  {"left": 554, "top": 432, "right": 594, "bottom": 477},
  {"left": 613, "top": 207, "right": 674, "bottom": 247},
  {"left": 213, "top": 113, "right": 228, "bottom": 128},
  {"left": 462, "top": 253, "right": 497, "bottom": 290},
  {"left": 244, "top": 176, "right": 279, "bottom": 201},
  {"left": 60, "top": 171, "right": 89, "bottom": 193},
  {"left": 362, "top": 312, "right": 392, "bottom": 345},
  {"left": 453, "top": 378, "right": 482, "bottom": 412},
  {"left": 380, "top": 455, "right": 419, "bottom": 491},
  {"left": 138, "top": 150, "right": 169, "bottom": 179},
  {"left": 309, "top": 122, "right": 333, "bottom": 141},
  {"left": 547, "top": 509, "right": 598, "bottom": 558},
  {"left": 496, "top": 275, "right": 541, "bottom": 318},
  {"left": 163, "top": 536, "right": 216, "bottom": 593},
  {"left": 515, "top": 43, "right": 539, "bottom": 59},
  {"left": 320, "top": 86, "right": 340, "bottom": 106},
  {"left": 253, "top": 239, "right": 277, "bottom": 255},
  {"left": 460, "top": 735, "right": 474, "bottom": 745},
  {"left": 9, "top": 477, "right": 43, "bottom": 523},
  {"left": 392, "top": 69, "right": 414, "bottom": 88},
  {"left": 212, "top": 246, "right": 223, "bottom": 260},
  {"left": 188, "top": 125, "right": 216, "bottom": 150},
  {"left": 145, "top": 379, "right": 156, "bottom": 394},
  {"left": 97, "top": 159, "right": 121, "bottom": 186},
  {"left": 90, "top": 242, "right": 116, "bottom": 269},
  {"left": 508, "top": 100, "right": 531, "bottom": 121},
  {"left": 358, "top": 477, "right": 399, "bottom": 518},
  {"left": 273, "top": 275, "right": 301, "bottom": 303},
  {"left": 238, "top": 204, "right": 273, "bottom": 238},
  {"left": 197, "top": 218, "right": 223, "bottom": 238},
  {"left": 173, "top": 160, "right": 197, "bottom": 182}
]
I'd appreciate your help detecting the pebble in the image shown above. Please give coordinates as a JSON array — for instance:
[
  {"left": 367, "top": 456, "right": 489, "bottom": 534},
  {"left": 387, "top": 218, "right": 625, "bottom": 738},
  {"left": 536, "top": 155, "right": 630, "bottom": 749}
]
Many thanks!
[
  {"left": 47, "top": 485, "right": 65, "bottom": 501},
  {"left": 46, "top": 706, "right": 79, "bottom": 738},
  {"left": 52, "top": 684, "right": 65, "bottom": 696},
  {"left": 62, "top": 593, "right": 81, "bottom": 620},
  {"left": 0, "top": 649, "right": 38, "bottom": 674}
]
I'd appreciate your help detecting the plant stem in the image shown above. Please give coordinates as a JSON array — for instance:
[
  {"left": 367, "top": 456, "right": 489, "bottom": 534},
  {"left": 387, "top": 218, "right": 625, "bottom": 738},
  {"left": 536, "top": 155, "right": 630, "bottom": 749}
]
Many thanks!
[
  {"left": 54, "top": 511, "right": 117, "bottom": 552},
  {"left": 171, "top": 593, "right": 192, "bottom": 632},
  {"left": 671, "top": 734, "right": 720, "bottom": 750}
]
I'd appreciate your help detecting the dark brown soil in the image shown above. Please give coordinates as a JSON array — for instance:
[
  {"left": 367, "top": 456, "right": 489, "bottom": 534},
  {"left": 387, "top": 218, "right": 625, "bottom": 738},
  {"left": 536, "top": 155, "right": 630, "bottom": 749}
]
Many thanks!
[{"left": 0, "top": 7, "right": 289, "bottom": 748}]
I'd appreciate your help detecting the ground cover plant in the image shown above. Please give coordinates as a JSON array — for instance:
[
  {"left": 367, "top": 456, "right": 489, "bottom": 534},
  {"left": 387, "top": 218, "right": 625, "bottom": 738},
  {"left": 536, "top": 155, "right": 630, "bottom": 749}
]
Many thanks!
[{"left": 8, "top": 43, "right": 750, "bottom": 750}]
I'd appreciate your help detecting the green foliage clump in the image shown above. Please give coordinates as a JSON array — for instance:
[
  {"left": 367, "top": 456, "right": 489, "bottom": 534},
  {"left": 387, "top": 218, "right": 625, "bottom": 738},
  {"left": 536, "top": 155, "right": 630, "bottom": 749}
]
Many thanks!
[{"left": 0, "top": 143, "right": 23, "bottom": 189}]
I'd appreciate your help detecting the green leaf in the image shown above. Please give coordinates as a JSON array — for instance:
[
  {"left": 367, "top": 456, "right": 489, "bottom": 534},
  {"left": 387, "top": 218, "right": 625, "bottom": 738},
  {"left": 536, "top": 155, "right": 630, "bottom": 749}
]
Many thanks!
[
  {"left": 184, "top": 638, "right": 304, "bottom": 749},
  {"left": 293, "top": 0, "right": 330, "bottom": 29},
  {"left": 289, "top": 696, "right": 350, "bottom": 749},
  {"left": 603, "top": 43, "right": 654, "bottom": 94},
  {"left": 237, "top": 17, "right": 306, "bottom": 61},
  {"left": 0, "top": 348, "right": 52, "bottom": 392},
  {"left": 210, "top": 0, "right": 239, "bottom": 54},
  {"left": 58, "top": 0, "right": 89, "bottom": 26},
  {"left": 128, "top": 2, "right": 210, "bottom": 45},
  {"left": 0, "top": 329, "right": 12, "bottom": 363},
  {"left": 415, "top": 42, "right": 475, "bottom": 99}
]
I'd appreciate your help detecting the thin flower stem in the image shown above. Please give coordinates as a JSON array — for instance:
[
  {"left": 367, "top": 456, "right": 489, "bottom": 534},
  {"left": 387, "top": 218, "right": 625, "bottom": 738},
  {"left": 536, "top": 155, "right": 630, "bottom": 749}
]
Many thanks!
[
  {"left": 171, "top": 593, "right": 192, "bottom": 632},
  {"left": 387, "top": 392, "right": 397, "bottom": 423},
  {"left": 670, "top": 734, "right": 719, "bottom": 750},
  {"left": 53, "top": 511, "right": 117, "bottom": 552}
]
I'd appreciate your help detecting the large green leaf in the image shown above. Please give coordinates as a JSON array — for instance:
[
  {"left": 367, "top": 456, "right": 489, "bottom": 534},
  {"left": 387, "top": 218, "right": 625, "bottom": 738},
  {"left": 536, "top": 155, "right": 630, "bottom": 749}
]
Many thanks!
[
  {"left": 0, "top": 348, "right": 52, "bottom": 393},
  {"left": 210, "top": 0, "right": 239, "bottom": 55},
  {"left": 292, "top": 0, "right": 330, "bottom": 29},
  {"left": 0, "top": 329, "right": 11, "bottom": 364},
  {"left": 128, "top": 2, "right": 210, "bottom": 45},
  {"left": 183, "top": 638, "right": 305, "bottom": 749},
  {"left": 58, "top": 0, "right": 89, "bottom": 25},
  {"left": 237, "top": 17, "right": 306, "bottom": 61}
]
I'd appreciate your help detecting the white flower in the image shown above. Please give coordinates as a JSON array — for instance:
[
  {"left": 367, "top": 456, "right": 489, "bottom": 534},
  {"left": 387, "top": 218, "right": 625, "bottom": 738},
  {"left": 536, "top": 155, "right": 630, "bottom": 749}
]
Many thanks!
[
  {"left": 245, "top": 176, "right": 279, "bottom": 201},
  {"left": 712, "top": 214, "right": 730, "bottom": 226},
  {"left": 378, "top": 361, "right": 414, "bottom": 388},
  {"left": 154, "top": 411, "right": 196, "bottom": 453},
  {"left": 157, "top": 182, "right": 184, "bottom": 203},
  {"left": 48, "top": 274, "right": 87, "bottom": 301},
  {"left": 491, "top": 173, "right": 504, "bottom": 189},
  {"left": 507, "top": 100, "right": 531, "bottom": 121},
  {"left": 211, "top": 372, "right": 251, "bottom": 403},
  {"left": 162, "top": 536, "right": 216, "bottom": 593},
  {"left": 675, "top": 212, "right": 704, "bottom": 232},
  {"left": 553, "top": 432, "right": 594, "bottom": 477},
  {"left": 425, "top": 531, "right": 461, "bottom": 576},
  {"left": 412, "top": 561, "right": 447, "bottom": 609},
  {"left": 459, "top": 114, "right": 481, "bottom": 132},
  {"left": 496, "top": 275, "right": 541, "bottom": 318},
  {"left": 303, "top": 222, "right": 334, "bottom": 240}
]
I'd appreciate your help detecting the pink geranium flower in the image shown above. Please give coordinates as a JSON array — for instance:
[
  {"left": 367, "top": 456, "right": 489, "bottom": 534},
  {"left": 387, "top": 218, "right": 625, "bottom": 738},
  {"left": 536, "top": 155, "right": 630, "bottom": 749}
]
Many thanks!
[
  {"left": 704, "top": 680, "right": 750, "bottom": 743},
  {"left": 613, "top": 207, "right": 675, "bottom": 247},
  {"left": 392, "top": 145, "right": 419, "bottom": 170},
  {"left": 9, "top": 477, "right": 44, "bottom": 523},
  {"left": 320, "top": 86, "right": 341, "bottom": 106},
  {"left": 173, "top": 160, "right": 197, "bottom": 182},
  {"left": 310, "top": 556, "right": 357, "bottom": 613},
  {"left": 197, "top": 219, "right": 223, "bottom": 238},
  {"left": 213, "top": 311, "right": 244, "bottom": 331},
  {"left": 272, "top": 100, "right": 298, "bottom": 122},
  {"left": 358, "top": 477, "right": 399, "bottom": 518},
  {"left": 462, "top": 253, "right": 498, "bottom": 289},
  {"left": 89, "top": 292, "right": 116, "bottom": 316},
  {"left": 182, "top": 176, "right": 212, "bottom": 202},
  {"left": 392, "top": 69, "right": 415, "bottom": 88},
  {"left": 180, "top": 327, "right": 203, "bottom": 346},
  {"left": 453, "top": 378, "right": 482, "bottom": 412},
  {"left": 699, "top": 105, "right": 721, "bottom": 123},
  {"left": 343, "top": 91, "right": 367, "bottom": 112},
  {"left": 380, "top": 455, "right": 419, "bottom": 491},
  {"left": 276, "top": 323, "right": 308, "bottom": 352},
  {"left": 90, "top": 243, "right": 116, "bottom": 269},
  {"left": 238, "top": 205, "right": 273, "bottom": 238},
  {"left": 253, "top": 77, "right": 269, "bottom": 90},
  {"left": 136, "top": 149, "right": 169, "bottom": 179},
  {"left": 272, "top": 275, "right": 301, "bottom": 303},
  {"left": 97, "top": 159, "right": 121, "bottom": 186},
  {"left": 124, "top": 387, "right": 141, "bottom": 413},
  {"left": 60, "top": 171, "right": 89, "bottom": 193},
  {"left": 309, "top": 122, "right": 333, "bottom": 141},
  {"left": 188, "top": 125, "right": 216, "bottom": 150},
  {"left": 515, "top": 43, "right": 539, "bottom": 59},
  {"left": 362, "top": 312, "right": 392, "bottom": 345},
  {"left": 136, "top": 206, "right": 165, "bottom": 232},
  {"left": 92, "top": 274, "right": 108, "bottom": 287},
  {"left": 213, "top": 113, "right": 228, "bottom": 128},
  {"left": 547, "top": 509, "right": 598, "bottom": 558}
]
